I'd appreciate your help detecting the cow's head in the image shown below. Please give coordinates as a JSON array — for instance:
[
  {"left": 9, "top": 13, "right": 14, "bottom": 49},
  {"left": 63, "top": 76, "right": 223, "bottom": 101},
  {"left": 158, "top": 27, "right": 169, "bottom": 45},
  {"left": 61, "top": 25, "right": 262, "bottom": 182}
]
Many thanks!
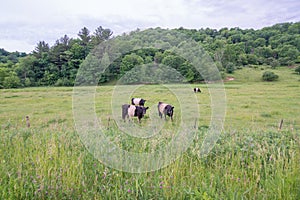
[
  {"left": 136, "top": 106, "right": 149, "bottom": 116},
  {"left": 165, "top": 105, "right": 174, "bottom": 117},
  {"left": 140, "top": 99, "right": 146, "bottom": 106}
]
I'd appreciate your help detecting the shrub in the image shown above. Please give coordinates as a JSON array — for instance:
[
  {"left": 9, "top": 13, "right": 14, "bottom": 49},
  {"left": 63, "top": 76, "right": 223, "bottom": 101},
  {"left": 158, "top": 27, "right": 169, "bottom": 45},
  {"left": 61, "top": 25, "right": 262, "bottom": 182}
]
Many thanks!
[
  {"left": 270, "top": 59, "right": 280, "bottom": 69},
  {"left": 55, "top": 78, "right": 73, "bottom": 86},
  {"left": 295, "top": 66, "right": 300, "bottom": 74},
  {"left": 24, "top": 78, "right": 32, "bottom": 87},
  {"left": 262, "top": 71, "right": 279, "bottom": 81},
  {"left": 225, "top": 62, "right": 235, "bottom": 74},
  {"left": 3, "top": 73, "right": 22, "bottom": 88}
]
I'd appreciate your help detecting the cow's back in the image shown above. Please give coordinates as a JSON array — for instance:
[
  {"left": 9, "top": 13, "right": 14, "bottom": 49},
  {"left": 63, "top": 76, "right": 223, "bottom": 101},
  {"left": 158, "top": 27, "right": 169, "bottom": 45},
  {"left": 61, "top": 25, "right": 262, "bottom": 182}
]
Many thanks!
[
  {"left": 158, "top": 102, "right": 168, "bottom": 114},
  {"left": 128, "top": 105, "right": 137, "bottom": 117}
]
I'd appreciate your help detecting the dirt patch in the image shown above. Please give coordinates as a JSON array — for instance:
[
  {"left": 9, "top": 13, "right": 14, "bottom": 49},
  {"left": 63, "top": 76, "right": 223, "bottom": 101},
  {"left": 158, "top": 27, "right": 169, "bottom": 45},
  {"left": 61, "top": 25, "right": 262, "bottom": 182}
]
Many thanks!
[{"left": 225, "top": 77, "right": 235, "bottom": 81}]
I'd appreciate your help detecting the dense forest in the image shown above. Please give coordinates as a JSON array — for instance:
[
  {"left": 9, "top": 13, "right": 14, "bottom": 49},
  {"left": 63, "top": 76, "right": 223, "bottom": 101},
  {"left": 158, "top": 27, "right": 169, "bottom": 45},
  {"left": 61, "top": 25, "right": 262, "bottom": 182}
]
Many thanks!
[{"left": 0, "top": 22, "right": 299, "bottom": 88}]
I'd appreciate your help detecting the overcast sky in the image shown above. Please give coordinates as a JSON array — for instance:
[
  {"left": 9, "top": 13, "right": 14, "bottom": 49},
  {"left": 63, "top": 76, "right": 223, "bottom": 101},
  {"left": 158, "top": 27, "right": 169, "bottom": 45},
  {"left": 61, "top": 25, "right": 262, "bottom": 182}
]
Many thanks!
[{"left": 1, "top": 0, "right": 299, "bottom": 53}]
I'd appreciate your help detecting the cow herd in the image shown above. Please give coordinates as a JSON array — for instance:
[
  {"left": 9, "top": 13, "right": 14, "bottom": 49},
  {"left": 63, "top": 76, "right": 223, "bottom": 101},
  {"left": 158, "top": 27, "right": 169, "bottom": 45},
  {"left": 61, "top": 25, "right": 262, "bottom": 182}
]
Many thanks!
[{"left": 121, "top": 88, "right": 201, "bottom": 123}]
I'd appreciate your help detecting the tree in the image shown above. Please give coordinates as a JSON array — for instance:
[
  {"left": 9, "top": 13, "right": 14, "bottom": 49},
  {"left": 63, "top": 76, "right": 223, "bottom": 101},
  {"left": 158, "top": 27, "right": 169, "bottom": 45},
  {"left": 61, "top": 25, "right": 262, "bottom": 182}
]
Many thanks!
[
  {"left": 269, "top": 58, "right": 280, "bottom": 69},
  {"left": 120, "top": 53, "right": 144, "bottom": 76},
  {"left": 78, "top": 27, "right": 92, "bottom": 57},
  {"left": 262, "top": 71, "right": 279, "bottom": 81},
  {"left": 2, "top": 22, "right": 300, "bottom": 87},
  {"left": 253, "top": 38, "right": 266, "bottom": 47},
  {"left": 16, "top": 55, "right": 38, "bottom": 85},
  {"left": 48, "top": 35, "right": 72, "bottom": 78},
  {"left": 91, "top": 26, "right": 113, "bottom": 46},
  {"left": 247, "top": 54, "right": 258, "bottom": 65},
  {"left": 78, "top": 27, "right": 91, "bottom": 46},
  {"left": 3, "top": 72, "right": 21, "bottom": 88},
  {"left": 0, "top": 67, "right": 9, "bottom": 88},
  {"left": 33, "top": 41, "right": 50, "bottom": 59},
  {"left": 277, "top": 44, "right": 299, "bottom": 65},
  {"left": 222, "top": 43, "right": 245, "bottom": 66}
]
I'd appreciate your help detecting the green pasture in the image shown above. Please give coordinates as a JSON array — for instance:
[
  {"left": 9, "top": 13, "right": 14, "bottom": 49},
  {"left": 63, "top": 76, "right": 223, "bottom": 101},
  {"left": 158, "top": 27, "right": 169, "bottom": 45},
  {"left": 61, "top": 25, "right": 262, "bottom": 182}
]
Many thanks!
[{"left": 0, "top": 67, "right": 299, "bottom": 199}]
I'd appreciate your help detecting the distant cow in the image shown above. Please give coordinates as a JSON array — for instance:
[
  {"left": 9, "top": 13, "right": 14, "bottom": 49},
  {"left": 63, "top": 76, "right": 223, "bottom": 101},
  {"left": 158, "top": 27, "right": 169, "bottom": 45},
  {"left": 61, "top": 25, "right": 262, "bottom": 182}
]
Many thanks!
[
  {"left": 131, "top": 98, "right": 146, "bottom": 106},
  {"left": 122, "top": 104, "right": 149, "bottom": 123},
  {"left": 194, "top": 88, "right": 201, "bottom": 93},
  {"left": 158, "top": 102, "right": 174, "bottom": 121}
]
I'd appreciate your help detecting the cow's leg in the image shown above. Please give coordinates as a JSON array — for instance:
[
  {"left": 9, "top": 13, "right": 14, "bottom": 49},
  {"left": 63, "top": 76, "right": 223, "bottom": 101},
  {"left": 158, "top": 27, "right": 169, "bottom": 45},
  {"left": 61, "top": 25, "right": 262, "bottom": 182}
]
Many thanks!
[{"left": 159, "top": 112, "right": 162, "bottom": 118}]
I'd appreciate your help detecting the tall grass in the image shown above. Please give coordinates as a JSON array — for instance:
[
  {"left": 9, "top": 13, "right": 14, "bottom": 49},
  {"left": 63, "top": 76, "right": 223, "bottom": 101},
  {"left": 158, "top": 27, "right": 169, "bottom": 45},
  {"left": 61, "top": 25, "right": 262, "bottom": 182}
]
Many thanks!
[
  {"left": 0, "top": 122, "right": 299, "bottom": 199},
  {"left": 1, "top": 67, "right": 300, "bottom": 199}
]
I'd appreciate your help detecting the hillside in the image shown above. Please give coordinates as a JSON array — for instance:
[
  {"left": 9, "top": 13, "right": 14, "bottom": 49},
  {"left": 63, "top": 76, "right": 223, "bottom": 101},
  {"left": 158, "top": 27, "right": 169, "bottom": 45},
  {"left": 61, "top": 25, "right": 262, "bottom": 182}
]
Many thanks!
[{"left": 0, "top": 22, "right": 299, "bottom": 88}]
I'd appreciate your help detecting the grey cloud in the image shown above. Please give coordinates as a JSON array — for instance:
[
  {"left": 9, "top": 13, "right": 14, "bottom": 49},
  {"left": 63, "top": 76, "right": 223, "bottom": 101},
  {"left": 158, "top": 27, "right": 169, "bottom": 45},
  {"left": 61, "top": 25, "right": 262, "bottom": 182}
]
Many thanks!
[{"left": 1, "top": 0, "right": 299, "bottom": 52}]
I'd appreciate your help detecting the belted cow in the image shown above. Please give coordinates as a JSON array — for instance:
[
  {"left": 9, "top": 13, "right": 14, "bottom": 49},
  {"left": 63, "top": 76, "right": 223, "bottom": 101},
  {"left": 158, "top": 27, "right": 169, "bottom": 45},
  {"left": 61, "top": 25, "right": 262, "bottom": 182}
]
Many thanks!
[
  {"left": 158, "top": 102, "right": 174, "bottom": 121},
  {"left": 194, "top": 88, "right": 201, "bottom": 93},
  {"left": 122, "top": 104, "right": 149, "bottom": 123},
  {"left": 131, "top": 98, "right": 146, "bottom": 106}
]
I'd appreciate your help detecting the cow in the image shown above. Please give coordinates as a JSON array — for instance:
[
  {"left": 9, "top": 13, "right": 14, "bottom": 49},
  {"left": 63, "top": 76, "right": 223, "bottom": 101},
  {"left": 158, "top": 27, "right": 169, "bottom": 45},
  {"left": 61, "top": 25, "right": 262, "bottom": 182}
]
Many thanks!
[
  {"left": 158, "top": 102, "right": 174, "bottom": 121},
  {"left": 122, "top": 104, "right": 149, "bottom": 123},
  {"left": 194, "top": 87, "right": 201, "bottom": 93},
  {"left": 131, "top": 98, "right": 146, "bottom": 106}
]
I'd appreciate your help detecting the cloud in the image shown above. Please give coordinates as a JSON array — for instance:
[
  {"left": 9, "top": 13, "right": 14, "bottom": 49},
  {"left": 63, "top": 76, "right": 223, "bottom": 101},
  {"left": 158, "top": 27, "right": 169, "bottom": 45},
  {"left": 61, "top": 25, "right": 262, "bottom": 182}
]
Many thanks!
[{"left": 0, "top": 0, "right": 299, "bottom": 52}]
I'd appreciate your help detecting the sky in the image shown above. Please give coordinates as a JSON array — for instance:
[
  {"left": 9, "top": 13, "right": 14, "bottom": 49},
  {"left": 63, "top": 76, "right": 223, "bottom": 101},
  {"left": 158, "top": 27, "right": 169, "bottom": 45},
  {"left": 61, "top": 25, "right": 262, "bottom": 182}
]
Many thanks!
[{"left": 1, "top": 0, "right": 299, "bottom": 53}]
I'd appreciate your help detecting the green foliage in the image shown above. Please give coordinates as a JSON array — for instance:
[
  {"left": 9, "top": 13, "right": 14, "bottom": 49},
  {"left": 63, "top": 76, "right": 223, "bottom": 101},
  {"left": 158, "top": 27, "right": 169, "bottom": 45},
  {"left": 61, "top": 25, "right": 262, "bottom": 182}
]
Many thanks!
[
  {"left": 0, "top": 67, "right": 9, "bottom": 88},
  {"left": 269, "top": 58, "right": 280, "bottom": 69},
  {"left": 120, "top": 53, "right": 144, "bottom": 76},
  {"left": 247, "top": 54, "right": 259, "bottom": 65},
  {"left": 262, "top": 71, "right": 279, "bottom": 81},
  {"left": 24, "top": 77, "right": 31, "bottom": 87},
  {"left": 295, "top": 66, "right": 300, "bottom": 74},
  {"left": 225, "top": 62, "right": 235, "bottom": 73},
  {"left": 0, "top": 22, "right": 300, "bottom": 88},
  {"left": 3, "top": 72, "right": 22, "bottom": 88},
  {"left": 278, "top": 44, "right": 299, "bottom": 64}
]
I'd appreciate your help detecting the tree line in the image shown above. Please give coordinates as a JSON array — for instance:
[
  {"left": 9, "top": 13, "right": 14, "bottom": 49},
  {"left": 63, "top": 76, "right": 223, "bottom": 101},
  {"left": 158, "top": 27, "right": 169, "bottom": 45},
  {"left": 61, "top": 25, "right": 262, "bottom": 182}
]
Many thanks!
[{"left": 0, "top": 22, "right": 299, "bottom": 88}]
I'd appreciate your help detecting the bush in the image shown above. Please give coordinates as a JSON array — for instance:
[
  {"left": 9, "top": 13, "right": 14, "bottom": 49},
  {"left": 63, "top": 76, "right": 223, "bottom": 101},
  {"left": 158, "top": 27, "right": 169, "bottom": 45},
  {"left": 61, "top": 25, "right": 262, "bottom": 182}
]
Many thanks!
[
  {"left": 270, "top": 59, "right": 280, "bottom": 69},
  {"left": 55, "top": 78, "right": 73, "bottom": 86},
  {"left": 225, "top": 62, "right": 235, "bottom": 74},
  {"left": 3, "top": 73, "right": 22, "bottom": 88},
  {"left": 262, "top": 71, "right": 279, "bottom": 81},
  {"left": 295, "top": 66, "right": 300, "bottom": 74},
  {"left": 24, "top": 78, "right": 32, "bottom": 87}
]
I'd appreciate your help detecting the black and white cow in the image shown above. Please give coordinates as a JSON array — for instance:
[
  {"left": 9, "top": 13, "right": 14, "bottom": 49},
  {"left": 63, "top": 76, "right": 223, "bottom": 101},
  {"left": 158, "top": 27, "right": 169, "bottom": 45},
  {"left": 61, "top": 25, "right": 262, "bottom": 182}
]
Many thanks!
[
  {"left": 158, "top": 102, "right": 174, "bottom": 121},
  {"left": 131, "top": 98, "right": 146, "bottom": 106},
  {"left": 122, "top": 104, "right": 149, "bottom": 123},
  {"left": 194, "top": 87, "right": 201, "bottom": 93}
]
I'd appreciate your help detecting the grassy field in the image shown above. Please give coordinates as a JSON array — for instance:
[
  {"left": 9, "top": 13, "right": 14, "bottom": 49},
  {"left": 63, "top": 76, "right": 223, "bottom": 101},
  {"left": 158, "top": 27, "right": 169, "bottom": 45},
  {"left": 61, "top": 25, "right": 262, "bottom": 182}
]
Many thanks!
[{"left": 0, "top": 67, "right": 300, "bottom": 199}]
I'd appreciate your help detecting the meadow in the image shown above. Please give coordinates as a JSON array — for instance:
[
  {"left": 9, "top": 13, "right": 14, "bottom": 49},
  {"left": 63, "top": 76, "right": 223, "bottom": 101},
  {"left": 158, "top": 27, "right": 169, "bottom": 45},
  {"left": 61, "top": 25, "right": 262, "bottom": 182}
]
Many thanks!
[{"left": 0, "top": 67, "right": 300, "bottom": 199}]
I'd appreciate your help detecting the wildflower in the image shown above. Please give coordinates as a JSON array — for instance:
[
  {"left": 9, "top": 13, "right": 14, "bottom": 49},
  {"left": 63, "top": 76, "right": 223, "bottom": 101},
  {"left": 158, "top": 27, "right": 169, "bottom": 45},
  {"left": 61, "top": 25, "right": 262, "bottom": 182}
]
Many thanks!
[{"left": 269, "top": 155, "right": 273, "bottom": 161}]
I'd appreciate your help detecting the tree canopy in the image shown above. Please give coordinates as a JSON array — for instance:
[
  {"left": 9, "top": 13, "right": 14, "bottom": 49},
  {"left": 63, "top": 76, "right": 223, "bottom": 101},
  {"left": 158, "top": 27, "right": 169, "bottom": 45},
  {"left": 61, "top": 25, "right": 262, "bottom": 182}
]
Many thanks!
[{"left": 0, "top": 22, "right": 299, "bottom": 88}]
